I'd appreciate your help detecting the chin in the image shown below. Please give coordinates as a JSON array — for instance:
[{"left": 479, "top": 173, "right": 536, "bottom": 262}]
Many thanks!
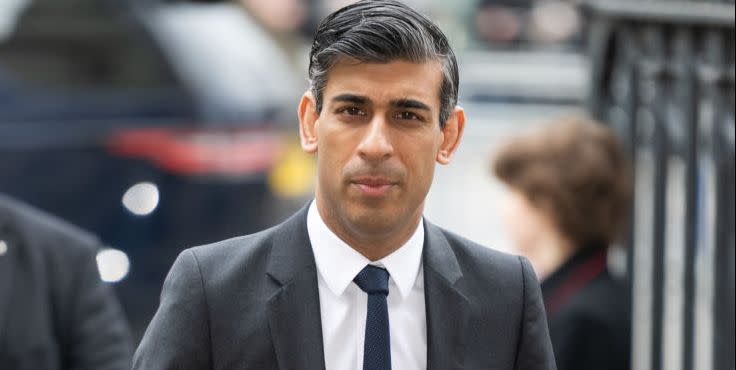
[{"left": 346, "top": 207, "right": 402, "bottom": 236}]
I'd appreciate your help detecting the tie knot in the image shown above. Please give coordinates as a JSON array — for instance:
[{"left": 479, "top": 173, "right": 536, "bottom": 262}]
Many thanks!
[{"left": 353, "top": 265, "right": 390, "bottom": 295}]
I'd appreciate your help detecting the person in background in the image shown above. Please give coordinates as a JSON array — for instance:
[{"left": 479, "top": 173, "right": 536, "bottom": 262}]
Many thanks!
[
  {"left": 492, "top": 116, "right": 633, "bottom": 370},
  {"left": 474, "top": 0, "right": 581, "bottom": 49},
  {"left": 0, "top": 193, "right": 133, "bottom": 370},
  {"left": 475, "top": 0, "right": 528, "bottom": 47}
]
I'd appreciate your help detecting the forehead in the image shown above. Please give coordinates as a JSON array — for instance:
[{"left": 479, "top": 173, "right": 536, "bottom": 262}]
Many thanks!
[{"left": 322, "top": 58, "right": 443, "bottom": 107}]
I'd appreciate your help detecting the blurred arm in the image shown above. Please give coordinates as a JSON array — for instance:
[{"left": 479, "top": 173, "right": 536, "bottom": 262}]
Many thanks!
[{"left": 65, "top": 244, "right": 133, "bottom": 370}]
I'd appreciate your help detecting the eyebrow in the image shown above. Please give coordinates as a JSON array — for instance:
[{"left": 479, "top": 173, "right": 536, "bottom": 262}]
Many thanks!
[
  {"left": 391, "top": 98, "right": 431, "bottom": 111},
  {"left": 331, "top": 94, "right": 368, "bottom": 105},
  {"left": 330, "top": 94, "right": 432, "bottom": 112}
]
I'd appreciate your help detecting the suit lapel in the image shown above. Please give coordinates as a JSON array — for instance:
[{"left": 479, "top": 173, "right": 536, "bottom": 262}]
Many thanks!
[
  {"left": 423, "top": 221, "right": 469, "bottom": 370},
  {"left": 265, "top": 205, "right": 326, "bottom": 370},
  {"left": 263, "top": 208, "right": 470, "bottom": 370}
]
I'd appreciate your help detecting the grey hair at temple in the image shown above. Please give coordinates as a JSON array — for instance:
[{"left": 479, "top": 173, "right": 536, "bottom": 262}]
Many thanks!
[{"left": 308, "top": 0, "right": 459, "bottom": 127}]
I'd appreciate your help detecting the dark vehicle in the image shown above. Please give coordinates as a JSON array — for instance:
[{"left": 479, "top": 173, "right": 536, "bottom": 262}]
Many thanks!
[{"left": 0, "top": 0, "right": 310, "bottom": 338}]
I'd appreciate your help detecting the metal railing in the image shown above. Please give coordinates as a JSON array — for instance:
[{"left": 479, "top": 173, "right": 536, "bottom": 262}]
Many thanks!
[{"left": 584, "top": 1, "right": 735, "bottom": 369}]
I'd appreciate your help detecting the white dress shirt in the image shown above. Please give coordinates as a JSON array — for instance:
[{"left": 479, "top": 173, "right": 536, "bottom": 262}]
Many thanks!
[{"left": 307, "top": 201, "right": 427, "bottom": 370}]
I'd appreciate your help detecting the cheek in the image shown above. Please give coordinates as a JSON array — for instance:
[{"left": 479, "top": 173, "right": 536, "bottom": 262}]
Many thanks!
[
  {"left": 401, "top": 145, "right": 436, "bottom": 185},
  {"left": 317, "top": 152, "right": 345, "bottom": 189},
  {"left": 405, "top": 133, "right": 442, "bottom": 171},
  {"left": 317, "top": 126, "right": 353, "bottom": 176}
]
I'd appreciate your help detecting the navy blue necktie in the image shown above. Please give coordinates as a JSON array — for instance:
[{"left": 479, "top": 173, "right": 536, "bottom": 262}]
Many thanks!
[{"left": 353, "top": 265, "right": 391, "bottom": 370}]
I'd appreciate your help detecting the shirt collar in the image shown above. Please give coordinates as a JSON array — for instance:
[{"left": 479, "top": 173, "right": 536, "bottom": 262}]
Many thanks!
[{"left": 307, "top": 201, "right": 424, "bottom": 300}]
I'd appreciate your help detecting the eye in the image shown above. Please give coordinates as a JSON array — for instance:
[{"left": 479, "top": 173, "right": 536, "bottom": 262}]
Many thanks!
[
  {"left": 394, "top": 111, "right": 424, "bottom": 121},
  {"left": 337, "top": 106, "right": 366, "bottom": 116}
]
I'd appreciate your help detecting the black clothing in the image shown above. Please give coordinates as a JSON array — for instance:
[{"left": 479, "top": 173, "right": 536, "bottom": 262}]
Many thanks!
[
  {"left": 0, "top": 194, "right": 133, "bottom": 370},
  {"left": 541, "top": 247, "right": 631, "bottom": 370}
]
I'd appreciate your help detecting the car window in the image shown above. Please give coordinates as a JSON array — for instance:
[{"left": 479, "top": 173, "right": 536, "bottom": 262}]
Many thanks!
[{"left": 0, "top": 0, "right": 195, "bottom": 124}]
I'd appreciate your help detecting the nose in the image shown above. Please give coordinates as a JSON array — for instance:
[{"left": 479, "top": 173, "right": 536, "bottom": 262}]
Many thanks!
[{"left": 357, "top": 116, "right": 394, "bottom": 163}]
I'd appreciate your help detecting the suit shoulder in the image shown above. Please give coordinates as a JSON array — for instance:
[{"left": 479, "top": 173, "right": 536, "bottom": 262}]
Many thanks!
[
  {"left": 187, "top": 223, "right": 276, "bottom": 261},
  {"left": 178, "top": 221, "right": 287, "bottom": 287},
  {"left": 185, "top": 205, "right": 310, "bottom": 267},
  {"left": 0, "top": 193, "right": 99, "bottom": 254},
  {"left": 438, "top": 226, "right": 522, "bottom": 271},
  {"left": 430, "top": 225, "right": 531, "bottom": 298}
]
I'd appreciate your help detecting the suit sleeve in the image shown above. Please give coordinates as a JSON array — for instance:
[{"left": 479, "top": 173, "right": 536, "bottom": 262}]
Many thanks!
[
  {"left": 65, "top": 243, "right": 134, "bottom": 370},
  {"left": 514, "top": 256, "right": 557, "bottom": 370},
  {"left": 133, "top": 250, "right": 212, "bottom": 370}
]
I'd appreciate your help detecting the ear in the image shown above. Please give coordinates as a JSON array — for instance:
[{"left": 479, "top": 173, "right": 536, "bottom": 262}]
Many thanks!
[
  {"left": 436, "top": 106, "right": 466, "bottom": 164},
  {"left": 298, "top": 91, "right": 319, "bottom": 154}
]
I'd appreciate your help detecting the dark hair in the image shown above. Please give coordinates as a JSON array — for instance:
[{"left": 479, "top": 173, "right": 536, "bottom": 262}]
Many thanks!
[
  {"left": 308, "top": 0, "right": 459, "bottom": 127},
  {"left": 492, "top": 116, "right": 634, "bottom": 249}
]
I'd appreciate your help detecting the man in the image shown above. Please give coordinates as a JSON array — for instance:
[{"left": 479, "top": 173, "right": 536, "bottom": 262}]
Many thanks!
[
  {"left": 0, "top": 193, "right": 133, "bottom": 370},
  {"left": 133, "top": 1, "right": 556, "bottom": 369}
]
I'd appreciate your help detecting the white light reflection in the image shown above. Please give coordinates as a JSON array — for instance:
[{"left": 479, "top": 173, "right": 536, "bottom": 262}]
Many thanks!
[
  {"left": 96, "top": 248, "right": 130, "bottom": 283},
  {"left": 122, "top": 182, "right": 160, "bottom": 216}
]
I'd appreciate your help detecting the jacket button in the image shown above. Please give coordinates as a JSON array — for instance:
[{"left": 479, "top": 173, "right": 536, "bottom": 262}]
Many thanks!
[{"left": 0, "top": 240, "right": 7, "bottom": 256}]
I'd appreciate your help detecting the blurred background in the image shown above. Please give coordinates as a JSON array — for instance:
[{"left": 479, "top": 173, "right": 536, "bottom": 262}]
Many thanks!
[{"left": 0, "top": 0, "right": 732, "bottom": 369}]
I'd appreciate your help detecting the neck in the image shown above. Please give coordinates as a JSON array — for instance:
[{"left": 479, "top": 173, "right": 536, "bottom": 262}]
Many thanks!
[
  {"left": 346, "top": 225, "right": 421, "bottom": 261},
  {"left": 315, "top": 200, "right": 423, "bottom": 261},
  {"left": 528, "top": 232, "right": 576, "bottom": 280}
]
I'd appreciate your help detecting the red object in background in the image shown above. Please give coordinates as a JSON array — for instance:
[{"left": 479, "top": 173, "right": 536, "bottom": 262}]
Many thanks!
[
  {"left": 107, "top": 127, "right": 286, "bottom": 176},
  {"left": 544, "top": 249, "right": 608, "bottom": 316}
]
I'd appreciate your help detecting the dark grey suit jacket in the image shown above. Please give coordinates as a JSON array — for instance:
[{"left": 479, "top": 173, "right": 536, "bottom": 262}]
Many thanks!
[
  {"left": 134, "top": 205, "right": 556, "bottom": 370},
  {"left": 0, "top": 194, "right": 133, "bottom": 370}
]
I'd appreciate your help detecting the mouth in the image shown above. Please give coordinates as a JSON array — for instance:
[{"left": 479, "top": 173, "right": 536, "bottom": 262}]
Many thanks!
[{"left": 350, "top": 177, "right": 397, "bottom": 197}]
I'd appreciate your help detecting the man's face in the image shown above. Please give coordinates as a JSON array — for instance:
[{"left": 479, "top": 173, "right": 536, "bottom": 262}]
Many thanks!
[{"left": 299, "top": 59, "right": 464, "bottom": 243}]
